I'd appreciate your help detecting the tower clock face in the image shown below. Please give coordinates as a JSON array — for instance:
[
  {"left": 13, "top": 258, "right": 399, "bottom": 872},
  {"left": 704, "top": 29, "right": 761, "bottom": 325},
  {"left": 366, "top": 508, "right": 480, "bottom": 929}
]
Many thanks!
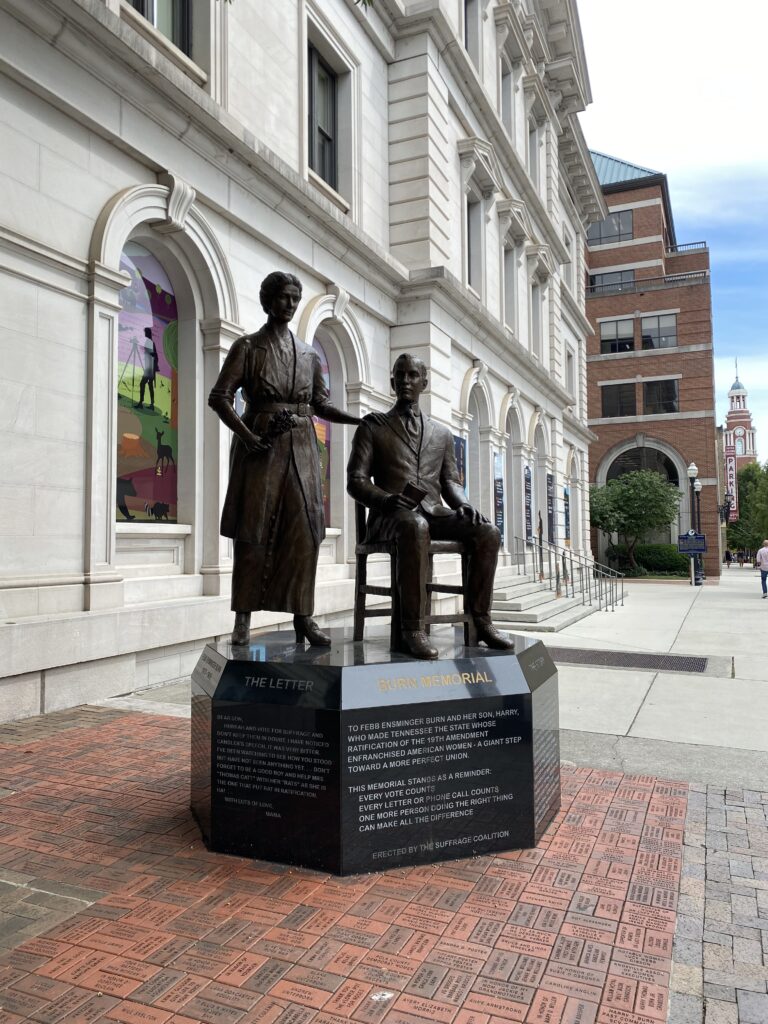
[{"left": 735, "top": 428, "right": 745, "bottom": 436}]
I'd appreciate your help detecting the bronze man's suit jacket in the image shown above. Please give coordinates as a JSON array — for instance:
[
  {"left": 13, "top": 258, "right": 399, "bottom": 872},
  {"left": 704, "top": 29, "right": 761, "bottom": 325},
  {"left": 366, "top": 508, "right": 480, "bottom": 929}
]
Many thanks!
[{"left": 346, "top": 409, "right": 466, "bottom": 542}]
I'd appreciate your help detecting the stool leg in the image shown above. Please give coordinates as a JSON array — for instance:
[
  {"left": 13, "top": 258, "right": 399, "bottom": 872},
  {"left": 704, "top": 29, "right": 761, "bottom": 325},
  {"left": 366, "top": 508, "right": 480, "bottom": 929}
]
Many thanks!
[
  {"left": 390, "top": 552, "right": 403, "bottom": 652},
  {"left": 353, "top": 554, "right": 366, "bottom": 642},
  {"left": 462, "top": 552, "right": 477, "bottom": 647},
  {"left": 425, "top": 552, "right": 434, "bottom": 635}
]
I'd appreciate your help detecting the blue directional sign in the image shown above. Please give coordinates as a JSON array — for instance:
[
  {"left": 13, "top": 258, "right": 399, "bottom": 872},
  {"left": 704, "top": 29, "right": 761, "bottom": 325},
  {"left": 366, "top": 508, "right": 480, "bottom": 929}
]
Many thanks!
[{"left": 678, "top": 532, "right": 707, "bottom": 554}]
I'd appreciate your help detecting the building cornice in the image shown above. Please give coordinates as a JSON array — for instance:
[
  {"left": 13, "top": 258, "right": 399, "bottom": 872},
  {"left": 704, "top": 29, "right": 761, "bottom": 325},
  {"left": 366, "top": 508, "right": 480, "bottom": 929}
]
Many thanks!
[
  {"left": 563, "top": 410, "right": 598, "bottom": 444},
  {"left": 560, "top": 282, "right": 594, "bottom": 336},
  {"left": 403, "top": 265, "right": 577, "bottom": 411},
  {"left": 558, "top": 116, "right": 607, "bottom": 226}
]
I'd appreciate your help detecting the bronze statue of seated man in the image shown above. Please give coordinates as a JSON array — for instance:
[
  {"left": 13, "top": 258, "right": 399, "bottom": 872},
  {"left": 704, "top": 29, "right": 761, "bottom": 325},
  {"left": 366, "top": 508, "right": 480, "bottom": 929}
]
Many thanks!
[{"left": 347, "top": 353, "right": 514, "bottom": 660}]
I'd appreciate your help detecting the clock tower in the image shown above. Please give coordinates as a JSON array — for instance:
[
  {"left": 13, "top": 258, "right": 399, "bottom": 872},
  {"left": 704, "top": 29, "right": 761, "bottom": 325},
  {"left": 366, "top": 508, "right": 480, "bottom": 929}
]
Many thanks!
[{"left": 725, "top": 364, "right": 757, "bottom": 472}]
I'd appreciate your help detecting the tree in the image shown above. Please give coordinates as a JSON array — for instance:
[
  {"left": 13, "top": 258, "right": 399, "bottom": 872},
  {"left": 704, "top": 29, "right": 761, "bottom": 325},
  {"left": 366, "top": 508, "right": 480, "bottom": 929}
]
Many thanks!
[
  {"left": 727, "top": 462, "right": 768, "bottom": 552},
  {"left": 590, "top": 470, "right": 681, "bottom": 569}
]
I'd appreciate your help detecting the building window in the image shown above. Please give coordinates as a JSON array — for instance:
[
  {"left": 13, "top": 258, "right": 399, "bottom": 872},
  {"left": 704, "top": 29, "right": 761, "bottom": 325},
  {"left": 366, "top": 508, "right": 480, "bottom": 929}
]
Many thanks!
[
  {"left": 116, "top": 242, "right": 179, "bottom": 523},
  {"left": 736, "top": 438, "right": 745, "bottom": 455},
  {"left": 464, "top": 0, "right": 481, "bottom": 69},
  {"left": 600, "top": 318, "right": 634, "bottom": 353},
  {"left": 563, "top": 231, "right": 574, "bottom": 291},
  {"left": 466, "top": 188, "right": 483, "bottom": 295},
  {"left": 308, "top": 44, "right": 338, "bottom": 190},
  {"left": 503, "top": 244, "right": 518, "bottom": 330},
  {"left": 643, "top": 379, "right": 679, "bottom": 415},
  {"left": 129, "top": 0, "right": 190, "bottom": 54},
  {"left": 601, "top": 383, "right": 636, "bottom": 418},
  {"left": 641, "top": 314, "right": 677, "bottom": 349},
  {"left": 566, "top": 348, "right": 576, "bottom": 399},
  {"left": 527, "top": 119, "right": 540, "bottom": 188},
  {"left": 607, "top": 447, "right": 679, "bottom": 486},
  {"left": 587, "top": 210, "right": 633, "bottom": 246},
  {"left": 589, "top": 269, "right": 635, "bottom": 294},
  {"left": 500, "top": 55, "right": 516, "bottom": 136},
  {"left": 530, "top": 281, "right": 542, "bottom": 358}
]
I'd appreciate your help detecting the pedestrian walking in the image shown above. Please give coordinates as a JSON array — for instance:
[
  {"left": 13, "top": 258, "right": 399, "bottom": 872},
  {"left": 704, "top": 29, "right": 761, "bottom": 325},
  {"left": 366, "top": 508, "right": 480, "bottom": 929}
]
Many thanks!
[
  {"left": 725, "top": 549, "right": 733, "bottom": 568},
  {"left": 738, "top": 549, "right": 745, "bottom": 567},
  {"left": 755, "top": 540, "right": 768, "bottom": 598}
]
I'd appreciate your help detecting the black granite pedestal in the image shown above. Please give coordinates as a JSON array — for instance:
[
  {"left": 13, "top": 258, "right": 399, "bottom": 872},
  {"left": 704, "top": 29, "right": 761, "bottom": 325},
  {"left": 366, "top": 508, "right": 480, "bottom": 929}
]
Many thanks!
[{"left": 191, "top": 628, "right": 559, "bottom": 875}]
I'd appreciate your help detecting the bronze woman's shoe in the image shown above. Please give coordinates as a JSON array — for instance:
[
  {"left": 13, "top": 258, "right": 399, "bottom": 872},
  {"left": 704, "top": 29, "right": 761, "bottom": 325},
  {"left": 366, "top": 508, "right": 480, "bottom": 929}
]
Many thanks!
[
  {"left": 475, "top": 621, "right": 514, "bottom": 650},
  {"left": 231, "top": 612, "right": 251, "bottom": 646},
  {"left": 294, "top": 615, "right": 331, "bottom": 646},
  {"left": 400, "top": 630, "right": 439, "bottom": 660}
]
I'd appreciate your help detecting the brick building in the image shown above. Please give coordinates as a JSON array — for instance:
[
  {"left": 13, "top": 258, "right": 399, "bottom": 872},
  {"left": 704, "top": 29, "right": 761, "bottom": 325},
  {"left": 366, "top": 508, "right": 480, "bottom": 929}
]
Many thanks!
[{"left": 585, "top": 152, "right": 721, "bottom": 577}]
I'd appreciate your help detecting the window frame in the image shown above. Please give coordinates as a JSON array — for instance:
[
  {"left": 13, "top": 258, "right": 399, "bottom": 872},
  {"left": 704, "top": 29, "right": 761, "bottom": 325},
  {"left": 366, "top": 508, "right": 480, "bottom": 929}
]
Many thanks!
[
  {"left": 641, "top": 313, "right": 678, "bottom": 350},
  {"left": 308, "top": 43, "right": 338, "bottom": 192},
  {"left": 129, "top": 0, "right": 191, "bottom": 55},
  {"left": 466, "top": 189, "right": 483, "bottom": 296},
  {"left": 587, "top": 210, "right": 633, "bottom": 246},
  {"left": 464, "top": 0, "right": 481, "bottom": 70},
  {"left": 589, "top": 269, "right": 636, "bottom": 294},
  {"left": 600, "top": 318, "right": 635, "bottom": 354},
  {"left": 643, "top": 378, "right": 679, "bottom": 415},
  {"left": 601, "top": 382, "right": 637, "bottom": 418}
]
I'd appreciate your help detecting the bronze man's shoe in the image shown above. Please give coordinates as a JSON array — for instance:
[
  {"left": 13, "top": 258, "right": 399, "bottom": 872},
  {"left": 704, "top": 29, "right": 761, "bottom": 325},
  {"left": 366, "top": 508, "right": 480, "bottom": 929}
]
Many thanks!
[
  {"left": 401, "top": 630, "right": 439, "bottom": 660},
  {"left": 294, "top": 615, "right": 331, "bottom": 646},
  {"left": 231, "top": 612, "right": 251, "bottom": 646},
  {"left": 475, "top": 622, "right": 515, "bottom": 650}
]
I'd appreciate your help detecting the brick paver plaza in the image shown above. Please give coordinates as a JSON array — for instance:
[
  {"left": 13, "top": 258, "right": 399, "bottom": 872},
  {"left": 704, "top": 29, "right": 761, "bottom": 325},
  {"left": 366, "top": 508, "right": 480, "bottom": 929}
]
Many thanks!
[{"left": 0, "top": 707, "right": 698, "bottom": 1024}]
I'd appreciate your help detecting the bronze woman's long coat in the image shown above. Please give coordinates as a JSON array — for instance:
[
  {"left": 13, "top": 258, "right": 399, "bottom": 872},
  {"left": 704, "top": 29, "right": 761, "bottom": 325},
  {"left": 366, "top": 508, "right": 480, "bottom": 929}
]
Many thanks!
[{"left": 209, "top": 329, "right": 329, "bottom": 614}]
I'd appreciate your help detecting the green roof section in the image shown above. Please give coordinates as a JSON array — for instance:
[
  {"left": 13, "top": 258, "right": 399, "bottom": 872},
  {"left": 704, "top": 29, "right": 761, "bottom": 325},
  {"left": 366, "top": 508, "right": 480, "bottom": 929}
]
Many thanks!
[{"left": 590, "top": 150, "right": 660, "bottom": 186}]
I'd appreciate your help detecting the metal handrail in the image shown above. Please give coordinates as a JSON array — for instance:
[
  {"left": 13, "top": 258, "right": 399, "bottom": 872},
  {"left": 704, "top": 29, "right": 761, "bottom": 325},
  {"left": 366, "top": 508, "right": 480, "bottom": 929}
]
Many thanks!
[
  {"left": 666, "top": 241, "right": 707, "bottom": 253},
  {"left": 511, "top": 534, "right": 624, "bottom": 612},
  {"left": 587, "top": 270, "right": 709, "bottom": 297}
]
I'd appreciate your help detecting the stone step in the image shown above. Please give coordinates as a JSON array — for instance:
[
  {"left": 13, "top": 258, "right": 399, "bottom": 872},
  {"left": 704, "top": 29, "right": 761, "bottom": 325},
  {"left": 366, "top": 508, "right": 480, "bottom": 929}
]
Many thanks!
[
  {"left": 500, "top": 603, "right": 599, "bottom": 633},
  {"left": 493, "top": 594, "right": 585, "bottom": 624},
  {"left": 493, "top": 579, "right": 549, "bottom": 600},
  {"left": 493, "top": 588, "right": 559, "bottom": 612}
]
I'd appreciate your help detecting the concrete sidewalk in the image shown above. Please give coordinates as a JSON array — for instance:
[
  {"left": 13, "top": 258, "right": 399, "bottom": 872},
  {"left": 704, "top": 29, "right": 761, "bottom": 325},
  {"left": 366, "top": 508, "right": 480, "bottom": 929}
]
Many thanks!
[{"left": 546, "top": 568, "right": 768, "bottom": 790}]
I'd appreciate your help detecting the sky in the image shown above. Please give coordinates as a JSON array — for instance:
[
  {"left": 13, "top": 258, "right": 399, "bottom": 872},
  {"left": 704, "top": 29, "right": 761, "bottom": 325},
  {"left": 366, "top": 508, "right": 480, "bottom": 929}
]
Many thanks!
[{"left": 577, "top": 0, "right": 768, "bottom": 462}]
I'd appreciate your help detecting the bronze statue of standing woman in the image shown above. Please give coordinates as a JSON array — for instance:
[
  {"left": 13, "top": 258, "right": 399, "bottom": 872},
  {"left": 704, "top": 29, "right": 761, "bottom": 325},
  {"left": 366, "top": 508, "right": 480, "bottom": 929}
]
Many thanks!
[{"left": 209, "top": 272, "right": 360, "bottom": 646}]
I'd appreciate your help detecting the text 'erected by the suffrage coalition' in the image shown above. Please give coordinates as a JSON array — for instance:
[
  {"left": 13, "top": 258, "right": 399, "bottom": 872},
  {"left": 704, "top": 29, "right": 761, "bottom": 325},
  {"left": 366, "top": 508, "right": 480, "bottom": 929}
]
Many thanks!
[{"left": 215, "top": 716, "right": 331, "bottom": 814}]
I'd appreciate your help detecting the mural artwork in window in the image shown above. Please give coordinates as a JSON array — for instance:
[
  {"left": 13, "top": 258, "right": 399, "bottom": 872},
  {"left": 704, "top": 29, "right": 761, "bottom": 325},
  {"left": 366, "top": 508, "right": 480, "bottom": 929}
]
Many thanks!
[
  {"left": 116, "top": 242, "right": 178, "bottom": 523},
  {"left": 312, "top": 338, "right": 332, "bottom": 523}
]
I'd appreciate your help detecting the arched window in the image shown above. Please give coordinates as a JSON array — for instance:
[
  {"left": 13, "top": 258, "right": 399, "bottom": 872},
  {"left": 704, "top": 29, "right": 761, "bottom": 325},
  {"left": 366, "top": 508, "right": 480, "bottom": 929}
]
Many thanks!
[
  {"left": 736, "top": 438, "right": 744, "bottom": 456},
  {"left": 312, "top": 337, "right": 332, "bottom": 523},
  {"left": 116, "top": 242, "right": 178, "bottom": 523},
  {"left": 606, "top": 446, "right": 679, "bottom": 487}
]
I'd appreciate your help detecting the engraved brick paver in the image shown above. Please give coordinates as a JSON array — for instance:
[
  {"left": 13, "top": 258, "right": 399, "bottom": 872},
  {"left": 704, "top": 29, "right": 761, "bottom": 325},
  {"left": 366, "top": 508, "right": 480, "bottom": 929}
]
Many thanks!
[{"left": 0, "top": 709, "right": 692, "bottom": 1023}]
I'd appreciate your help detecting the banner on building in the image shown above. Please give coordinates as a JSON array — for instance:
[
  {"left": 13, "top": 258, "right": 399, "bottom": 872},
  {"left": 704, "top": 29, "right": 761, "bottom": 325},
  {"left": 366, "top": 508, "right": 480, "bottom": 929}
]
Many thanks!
[
  {"left": 453, "top": 435, "right": 467, "bottom": 493},
  {"left": 546, "top": 473, "right": 555, "bottom": 543},
  {"left": 493, "top": 452, "right": 504, "bottom": 537},
  {"left": 564, "top": 486, "right": 571, "bottom": 547},
  {"left": 725, "top": 450, "right": 739, "bottom": 521},
  {"left": 524, "top": 465, "right": 532, "bottom": 542}
]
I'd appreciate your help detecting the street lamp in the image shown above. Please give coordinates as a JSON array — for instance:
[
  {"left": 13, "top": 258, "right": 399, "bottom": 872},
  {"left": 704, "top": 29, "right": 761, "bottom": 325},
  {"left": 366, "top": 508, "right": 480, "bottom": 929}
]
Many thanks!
[
  {"left": 686, "top": 463, "right": 702, "bottom": 586},
  {"left": 718, "top": 491, "right": 734, "bottom": 524}
]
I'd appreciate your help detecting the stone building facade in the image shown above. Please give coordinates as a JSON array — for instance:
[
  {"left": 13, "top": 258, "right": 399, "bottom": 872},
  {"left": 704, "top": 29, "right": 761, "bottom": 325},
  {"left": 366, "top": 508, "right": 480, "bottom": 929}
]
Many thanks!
[
  {"left": 585, "top": 152, "right": 721, "bottom": 577},
  {"left": 0, "top": 0, "right": 603, "bottom": 719}
]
